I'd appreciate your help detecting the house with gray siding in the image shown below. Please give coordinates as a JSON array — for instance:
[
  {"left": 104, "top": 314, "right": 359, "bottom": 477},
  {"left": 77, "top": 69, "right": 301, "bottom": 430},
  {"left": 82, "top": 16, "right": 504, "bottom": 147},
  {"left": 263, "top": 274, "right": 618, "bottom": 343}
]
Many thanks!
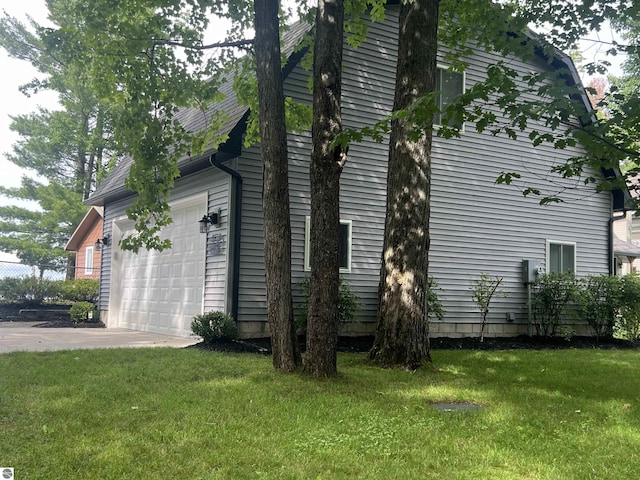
[{"left": 87, "top": 6, "right": 630, "bottom": 339}]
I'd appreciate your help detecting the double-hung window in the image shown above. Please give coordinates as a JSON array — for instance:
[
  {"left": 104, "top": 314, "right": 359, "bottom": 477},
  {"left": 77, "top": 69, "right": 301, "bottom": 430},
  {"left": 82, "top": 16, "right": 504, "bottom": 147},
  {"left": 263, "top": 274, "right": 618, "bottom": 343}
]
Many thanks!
[
  {"left": 434, "top": 67, "right": 465, "bottom": 128},
  {"left": 85, "top": 246, "right": 94, "bottom": 275},
  {"left": 546, "top": 240, "right": 576, "bottom": 274},
  {"left": 304, "top": 217, "right": 352, "bottom": 273}
]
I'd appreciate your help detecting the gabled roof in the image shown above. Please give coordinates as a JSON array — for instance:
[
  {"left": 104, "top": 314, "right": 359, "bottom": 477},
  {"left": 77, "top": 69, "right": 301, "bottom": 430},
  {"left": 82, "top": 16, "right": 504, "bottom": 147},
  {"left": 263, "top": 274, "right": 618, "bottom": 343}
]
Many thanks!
[
  {"left": 614, "top": 236, "right": 640, "bottom": 259},
  {"left": 87, "top": 20, "right": 312, "bottom": 206},
  {"left": 87, "top": 10, "right": 631, "bottom": 210},
  {"left": 65, "top": 206, "right": 104, "bottom": 252},
  {"left": 522, "top": 30, "right": 632, "bottom": 212}
]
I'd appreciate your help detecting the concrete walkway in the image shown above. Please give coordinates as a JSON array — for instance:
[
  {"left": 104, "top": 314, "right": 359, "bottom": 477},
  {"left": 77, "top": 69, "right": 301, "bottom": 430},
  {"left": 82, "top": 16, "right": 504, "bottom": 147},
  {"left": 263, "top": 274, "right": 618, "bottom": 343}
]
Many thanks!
[{"left": 0, "top": 322, "right": 199, "bottom": 353}]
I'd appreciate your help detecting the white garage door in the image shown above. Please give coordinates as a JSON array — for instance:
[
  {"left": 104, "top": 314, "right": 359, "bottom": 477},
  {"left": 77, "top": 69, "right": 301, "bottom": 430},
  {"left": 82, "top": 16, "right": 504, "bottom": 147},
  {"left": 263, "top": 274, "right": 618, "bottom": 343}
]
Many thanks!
[{"left": 112, "top": 196, "right": 207, "bottom": 337}]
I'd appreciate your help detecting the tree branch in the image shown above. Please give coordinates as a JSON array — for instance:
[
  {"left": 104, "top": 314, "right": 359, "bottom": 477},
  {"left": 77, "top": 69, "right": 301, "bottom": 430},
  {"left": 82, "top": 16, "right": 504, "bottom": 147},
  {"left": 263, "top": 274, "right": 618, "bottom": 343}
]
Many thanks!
[{"left": 151, "top": 38, "right": 254, "bottom": 50}]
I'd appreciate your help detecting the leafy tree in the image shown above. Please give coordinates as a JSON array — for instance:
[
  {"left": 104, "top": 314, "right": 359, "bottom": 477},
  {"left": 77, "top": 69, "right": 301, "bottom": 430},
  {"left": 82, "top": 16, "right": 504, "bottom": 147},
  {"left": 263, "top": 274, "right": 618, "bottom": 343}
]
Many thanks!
[
  {"left": 346, "top": 0, "right": 638, "bottom": 368},
  {"left": 7, "top": 0, "right": 315, "bottom": 374},
  {"left": 28, "top": 0, "right": 249, "bottom": 252},
  {"left": 6, "top": 0, "right": 637, "bottom": 374},
  {"left": 605, "top": 7, "right": 640, "bottom": 178},
  {"left": 0, "top": 180, "right": 86, "bottom": 273},
  {"left": 254, "top": 0, "right": 301, "bottom": 372},
  {"left": 586, "top": 77, "right": 608, "bottom": 111},
  {"left": 0, "top": 9, "right": 115, "bottom": 271},
  {"left": 304, "top": 0, "right": 347, "bottom": 377},
  {"left": 368, "top": 0, "right": 439, "bottom": 370}
]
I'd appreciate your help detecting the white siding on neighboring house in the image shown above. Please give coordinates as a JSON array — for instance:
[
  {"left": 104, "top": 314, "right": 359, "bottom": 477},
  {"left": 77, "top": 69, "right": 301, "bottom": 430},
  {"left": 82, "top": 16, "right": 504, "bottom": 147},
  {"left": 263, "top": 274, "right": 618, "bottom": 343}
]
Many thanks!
[
  {"left": 613, "top": 213, "right": 631, "bottom": 242},
  {"left": 631, "top": 215, "right": 640, "bottom": 244}
]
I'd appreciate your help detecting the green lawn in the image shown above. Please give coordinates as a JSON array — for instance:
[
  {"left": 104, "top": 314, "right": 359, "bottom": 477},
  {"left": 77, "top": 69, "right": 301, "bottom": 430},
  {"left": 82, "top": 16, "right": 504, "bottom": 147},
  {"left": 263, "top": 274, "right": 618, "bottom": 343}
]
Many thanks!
[{"left": 1, "top": 347, "right": 640, "bottom": 479}]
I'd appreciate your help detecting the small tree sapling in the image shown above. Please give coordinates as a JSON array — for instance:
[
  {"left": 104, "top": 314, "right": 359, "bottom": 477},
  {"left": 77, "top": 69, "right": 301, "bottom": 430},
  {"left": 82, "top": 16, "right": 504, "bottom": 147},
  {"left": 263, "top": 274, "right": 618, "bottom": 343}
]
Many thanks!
[{"left": 470, "top": 273, "right": 506, "bottom": 342}]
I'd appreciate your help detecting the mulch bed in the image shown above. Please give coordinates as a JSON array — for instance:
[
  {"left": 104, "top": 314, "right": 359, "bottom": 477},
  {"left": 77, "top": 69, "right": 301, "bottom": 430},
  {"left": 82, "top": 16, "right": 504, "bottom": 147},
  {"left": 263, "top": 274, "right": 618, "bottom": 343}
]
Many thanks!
[
  {"left": 11, "top": 315, "right": 640, "bottom": 352},
  {"left": 189, "top": 334, "right": 640, "bottom": 355},
  {"left": 0, "top": 318, "right": 105, "bottom": 328},
  {"left": 36, "top": 320, "right": 106, "bottom": 328}
]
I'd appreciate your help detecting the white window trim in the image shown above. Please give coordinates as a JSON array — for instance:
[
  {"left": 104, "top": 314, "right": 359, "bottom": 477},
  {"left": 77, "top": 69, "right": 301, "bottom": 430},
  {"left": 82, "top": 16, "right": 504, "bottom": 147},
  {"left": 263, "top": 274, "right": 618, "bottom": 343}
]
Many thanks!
[
  {"left": 85, "top": 245, "right": 94, "bottom": 275},
  {"left": 545, "top": 239, "right": 577, "bottom": 274},
  {"left": 304, "top": 216, "right": 352, "bottom": 274},
  {"left": 434, "top": 64, "right": 466, "bottom": 131}
]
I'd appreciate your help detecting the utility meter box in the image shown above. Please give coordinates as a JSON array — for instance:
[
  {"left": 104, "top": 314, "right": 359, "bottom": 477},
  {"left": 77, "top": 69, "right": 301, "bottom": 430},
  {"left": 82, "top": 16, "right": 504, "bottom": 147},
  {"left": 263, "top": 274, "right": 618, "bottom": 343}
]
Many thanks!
[{"left": 522, "top": 259, "right": 543, "bottom": 284}]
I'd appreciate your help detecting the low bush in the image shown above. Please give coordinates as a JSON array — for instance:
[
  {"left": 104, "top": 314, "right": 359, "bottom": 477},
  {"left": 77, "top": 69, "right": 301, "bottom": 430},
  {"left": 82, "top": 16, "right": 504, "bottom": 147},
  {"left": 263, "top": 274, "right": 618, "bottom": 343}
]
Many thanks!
[
  {"left": 296, "top": 277, "right": 360, "bottom": 332},
  {"left": 531, "top": 273, "right": 579, "bottom": 337},
  {"left": 617, "top": 274, "right": 640, "bottom": 340},
  {"left": 428, "top": 276, "right": 446, "bottom": 322},
  {"left": 191, "top": 311, "right": 238, "bottom": 343},
  {"left": 0, "top": 276, "right": 61, "bottom": 305},
  {"left": 70, "top": 301, "right": 97, "bottom": 323},
  {"left": 60, "top": 279, "right": 99, "bottom": 304},
  {"left": 577, "top": 274, "right": 624, "bottom": 340}
]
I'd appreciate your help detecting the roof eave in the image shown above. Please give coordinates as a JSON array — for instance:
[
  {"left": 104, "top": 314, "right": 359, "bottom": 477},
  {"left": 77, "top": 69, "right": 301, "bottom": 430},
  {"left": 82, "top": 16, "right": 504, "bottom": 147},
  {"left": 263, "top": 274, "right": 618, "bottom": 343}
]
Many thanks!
[{"left": 65, "top": 206, "right": 104, "bottom": 251}]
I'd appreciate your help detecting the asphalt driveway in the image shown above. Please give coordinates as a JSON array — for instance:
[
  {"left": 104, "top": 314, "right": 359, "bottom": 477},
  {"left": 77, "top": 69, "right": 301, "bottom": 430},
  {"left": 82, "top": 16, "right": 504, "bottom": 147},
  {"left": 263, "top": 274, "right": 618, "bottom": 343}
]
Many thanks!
[{"left": 0, "top": 322, "right": 199, "bottom": 353}]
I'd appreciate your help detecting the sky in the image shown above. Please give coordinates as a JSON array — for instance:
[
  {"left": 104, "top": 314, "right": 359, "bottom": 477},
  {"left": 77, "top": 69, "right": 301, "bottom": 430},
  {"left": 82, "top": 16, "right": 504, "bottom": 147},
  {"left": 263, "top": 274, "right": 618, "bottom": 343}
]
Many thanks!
[{"left": 0, "top": 0, "right": 58, "bottom": 192}]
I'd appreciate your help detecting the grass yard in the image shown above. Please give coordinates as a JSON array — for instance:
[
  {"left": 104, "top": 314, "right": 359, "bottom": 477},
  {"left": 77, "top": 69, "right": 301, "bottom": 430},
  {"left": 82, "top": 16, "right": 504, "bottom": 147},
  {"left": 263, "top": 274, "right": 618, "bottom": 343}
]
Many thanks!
[{"left": 1, "top": 347, "right": 640, "bottom": 479}]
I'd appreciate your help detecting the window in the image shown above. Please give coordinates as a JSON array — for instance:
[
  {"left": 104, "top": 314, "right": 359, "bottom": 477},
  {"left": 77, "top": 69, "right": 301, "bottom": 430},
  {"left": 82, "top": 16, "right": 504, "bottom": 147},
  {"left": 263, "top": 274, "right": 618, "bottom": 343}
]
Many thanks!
[
  {"left": 304, "top": 217, "right": 352, "bottom": 273},
  {"left": 434, "top": 67, "right": 465, "bottom": 127},
  {"left": 546, "top": 240, "right": 576, "bottom": 274},
  {"left": 84, "top": 246, "right": 94, "bottom": 275}
]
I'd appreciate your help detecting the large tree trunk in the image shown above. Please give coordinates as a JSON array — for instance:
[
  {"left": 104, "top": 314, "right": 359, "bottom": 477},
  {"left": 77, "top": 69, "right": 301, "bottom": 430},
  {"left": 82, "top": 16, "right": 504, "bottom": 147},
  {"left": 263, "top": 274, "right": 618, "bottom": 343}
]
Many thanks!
[
  {"left": 304, "top": 0, "right": 346, "bottom": 377},
  {"left": 369, "top": 0, "right": 439, "bottom": 370},
  {"left": 254, "top": 0, "right": 302, "bottom": 372}
]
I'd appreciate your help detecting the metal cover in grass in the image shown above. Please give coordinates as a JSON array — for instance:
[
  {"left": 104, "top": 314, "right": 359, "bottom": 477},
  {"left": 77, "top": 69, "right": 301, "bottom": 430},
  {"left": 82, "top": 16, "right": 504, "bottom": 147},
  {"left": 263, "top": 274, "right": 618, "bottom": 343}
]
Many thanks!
[{"left": 431, "top": 402, "right": 484, "bottom": 412}]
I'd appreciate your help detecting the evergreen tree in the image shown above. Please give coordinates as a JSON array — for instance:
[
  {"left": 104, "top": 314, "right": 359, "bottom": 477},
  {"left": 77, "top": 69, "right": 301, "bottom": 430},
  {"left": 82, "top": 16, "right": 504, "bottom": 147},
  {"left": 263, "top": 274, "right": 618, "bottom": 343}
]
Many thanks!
[{"left": 0, "top": 10, "right": 116, "bottom": 271}]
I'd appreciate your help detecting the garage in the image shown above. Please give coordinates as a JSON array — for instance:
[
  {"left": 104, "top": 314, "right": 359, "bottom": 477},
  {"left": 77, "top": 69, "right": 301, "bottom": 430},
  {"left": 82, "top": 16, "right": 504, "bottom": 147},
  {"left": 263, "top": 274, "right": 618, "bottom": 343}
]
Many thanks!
[{"left": 110, "top": 195, "right": 207, "bottom": 337}]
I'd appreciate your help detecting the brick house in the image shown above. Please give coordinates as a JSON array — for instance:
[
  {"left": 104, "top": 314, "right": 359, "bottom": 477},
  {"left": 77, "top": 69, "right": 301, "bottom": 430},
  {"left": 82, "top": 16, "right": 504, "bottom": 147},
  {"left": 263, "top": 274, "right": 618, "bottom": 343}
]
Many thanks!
[{"left": 65, "top": 206, "right": 105, "bottom": 280}]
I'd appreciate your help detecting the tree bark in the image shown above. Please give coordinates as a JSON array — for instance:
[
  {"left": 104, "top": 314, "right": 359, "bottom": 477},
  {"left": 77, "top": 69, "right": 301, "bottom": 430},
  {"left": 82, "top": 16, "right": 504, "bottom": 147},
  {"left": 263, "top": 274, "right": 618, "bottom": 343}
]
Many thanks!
[
  {"left": 254, "top": 0, "right": 302, "bottom": 372},
  {"left": 304, "top": 0, "right": 346, "bottom": 377},
  {"left": 369, "top": 0, "right": 439, "bottom": 370},
  {"left": 76, "top": 113, "right": 89, "bottom": 198}
]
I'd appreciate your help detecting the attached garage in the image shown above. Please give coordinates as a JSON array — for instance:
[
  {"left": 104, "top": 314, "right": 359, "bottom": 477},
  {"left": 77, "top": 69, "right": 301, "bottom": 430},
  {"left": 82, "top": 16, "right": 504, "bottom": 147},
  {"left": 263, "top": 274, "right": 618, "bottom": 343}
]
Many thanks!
[{"left": 109, "top": 195, "right": 207, "bottom": 336}]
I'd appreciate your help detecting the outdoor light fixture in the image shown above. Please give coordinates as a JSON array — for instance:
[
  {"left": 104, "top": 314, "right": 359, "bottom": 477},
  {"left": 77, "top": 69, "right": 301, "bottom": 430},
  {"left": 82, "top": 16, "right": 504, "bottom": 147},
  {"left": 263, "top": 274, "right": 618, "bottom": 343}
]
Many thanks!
[
  {"left": 95, "top": 234, "right": 111, "bottom": 250},
  {"left": 199, "top": 209, "right": 221, "bottom": 233}
]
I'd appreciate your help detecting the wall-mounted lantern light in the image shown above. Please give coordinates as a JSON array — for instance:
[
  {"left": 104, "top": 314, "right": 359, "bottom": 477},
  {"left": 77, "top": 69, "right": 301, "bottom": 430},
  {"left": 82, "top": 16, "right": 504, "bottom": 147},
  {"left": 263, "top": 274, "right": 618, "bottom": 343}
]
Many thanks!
[
  {"left": 199, "top": 209, "right": 221, "bottom": 233},
  {"left": 95, "top": 234, "right": 111, "bottom": 251}
]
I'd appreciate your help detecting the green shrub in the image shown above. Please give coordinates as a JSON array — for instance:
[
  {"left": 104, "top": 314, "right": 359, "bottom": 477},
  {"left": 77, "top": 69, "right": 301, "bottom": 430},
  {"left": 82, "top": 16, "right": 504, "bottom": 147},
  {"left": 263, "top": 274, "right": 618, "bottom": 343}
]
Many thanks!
[
  {"left": 428, "top": 276, "right": 446, "bottom": 323},
  {"left": 0, "top": 277, "right": 61, "bottom": 305},
  {"left": 617, "top": 274, "right": 640, "bottom": 340},
  {"left": 531, "top": 273, "right": 579, "bottom": 337},
  {"left": 70, "top": 301, "right": 97, "bottom": 323},
  {"left": 577, "top": 274, "right": 624, "bottom": 340},
  {"left": 191, "top": 311, "right": 238, "bottom": 343},
  {"left": 60, "top": 279, "right": 99, "bottom": 304},
  {"left": 296, "top": 277, "right": 360, "bottom": 332}
]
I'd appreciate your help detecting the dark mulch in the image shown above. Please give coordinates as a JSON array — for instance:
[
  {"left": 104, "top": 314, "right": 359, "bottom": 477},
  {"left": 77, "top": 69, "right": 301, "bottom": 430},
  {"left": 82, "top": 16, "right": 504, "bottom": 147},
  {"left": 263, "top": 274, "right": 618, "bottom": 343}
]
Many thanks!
[
  {"left": 0, "top": 318, "right": 105, "bottom": 328},
  {"left": 36, "top": 320, "right": 106, "bottom": 328},
  {"left": 189, "top": 334, "right": 640, "bottom": 355}
]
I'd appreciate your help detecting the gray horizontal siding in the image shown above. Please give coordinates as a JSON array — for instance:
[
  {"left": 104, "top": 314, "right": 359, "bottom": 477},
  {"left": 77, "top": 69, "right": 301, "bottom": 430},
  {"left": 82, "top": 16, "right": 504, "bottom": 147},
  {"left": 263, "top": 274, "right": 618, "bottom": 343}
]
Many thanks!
[
  {"left": 203, "top": 172, "right": 230, "bottom": 314},
  {"left": 236, "top": 147, "right": 267, "bottom": 321},
  {"left": 234, "top": 5, "right": 613, "bottom": 332}
]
